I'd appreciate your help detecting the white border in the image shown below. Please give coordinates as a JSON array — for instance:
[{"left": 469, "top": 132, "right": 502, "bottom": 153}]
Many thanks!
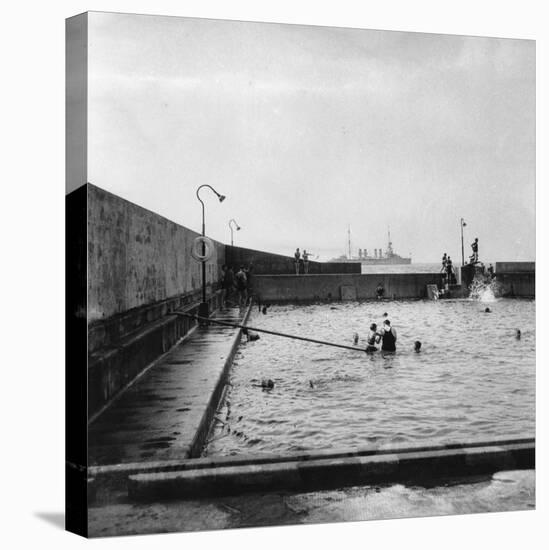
[{"left": 2, "top": 1, "right": 545, "bottom": 549}]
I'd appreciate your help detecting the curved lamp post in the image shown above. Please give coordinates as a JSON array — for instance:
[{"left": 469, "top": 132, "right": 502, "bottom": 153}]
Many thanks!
[
  {"left": 196, "top": 184, "right": 225, "bottom": 318},
  {"left": 228, "top": 218, "right": 241, "bottom": 246},
  {"left": 460, "top": 218, "right": 466, "bottom": 266}
]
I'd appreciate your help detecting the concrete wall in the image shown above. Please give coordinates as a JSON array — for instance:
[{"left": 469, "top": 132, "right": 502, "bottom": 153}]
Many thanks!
[
  {"left": 225, "top": 245, "right": 360, "bottom": 275},
  {"left": 495, "top": 262, "right": 535, "bottom": 273},
  {"left": 497, "top": 272, "right": 535, "bottom": 297},
  {"left": 461, "top": 262, "right": 535, "bottom": 298},
  {"left": 254, "top": 273, "right": 444, "bottom": 302},
  {"left": 88, "top": 184, "right": 225, "bottom": 323},
  {"left": 86, "top": 184, "right": 227, "bottom": 417},
  {"left": 495, "top": 261, "right": 535, "bottom": 297}
]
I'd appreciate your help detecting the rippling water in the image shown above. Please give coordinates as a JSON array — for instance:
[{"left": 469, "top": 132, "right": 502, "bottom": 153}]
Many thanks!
[{"left": 206, "top": 299, "right": 535, "bottom": 457}]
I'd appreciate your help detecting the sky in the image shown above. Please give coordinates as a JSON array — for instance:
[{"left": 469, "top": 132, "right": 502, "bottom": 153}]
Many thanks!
[{"left": 85, "top": 12, "right": 535, "bottom": 263}]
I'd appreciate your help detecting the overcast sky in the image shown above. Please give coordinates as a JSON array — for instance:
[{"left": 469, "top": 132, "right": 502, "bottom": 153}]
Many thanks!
[{"left": 85, "top": 12, "right": 535, "bottom": 263}]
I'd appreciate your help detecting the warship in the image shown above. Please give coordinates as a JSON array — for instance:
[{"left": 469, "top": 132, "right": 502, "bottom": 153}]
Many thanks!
[{"left": 332, "top": 227, "right": 412, "bottom": 265}]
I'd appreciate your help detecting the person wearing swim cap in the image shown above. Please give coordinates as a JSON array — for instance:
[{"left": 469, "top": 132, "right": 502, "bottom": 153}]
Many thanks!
[{"left": 381, "top": 319, "right": 397, "bottom": 352}]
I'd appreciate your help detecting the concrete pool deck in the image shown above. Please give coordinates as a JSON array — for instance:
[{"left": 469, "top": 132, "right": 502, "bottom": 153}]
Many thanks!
[
  {"left": 88, "top": 305, "right": 251, "bottom": 465},
  {"left": 88, "top": 469, "right": 535, "bottom": 537}
]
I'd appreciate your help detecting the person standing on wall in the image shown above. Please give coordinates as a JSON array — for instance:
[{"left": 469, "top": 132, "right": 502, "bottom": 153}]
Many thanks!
[
  {"left": 243, "top": 264, "right": 253, "bottom": 299},
  {"left": 294, "top": 248, "right": 301, "bottom": 275},
  {"left": 302, "top": 249, "right": 310, "bottom": 274},
  {"left": 235, "top": 266, "right": 248, "bottom": 307},
  {"left": 222, "top": 264, "right": 235, "bottom": 307},
  {"left": 446, "top": 256, "right": 455, "bottom": 286},
  {"left": 441, "top": 252, "right": 448, "bottom": 286},
  {"left": 471, "top": 238, "right": 479, "bottom": 264}
]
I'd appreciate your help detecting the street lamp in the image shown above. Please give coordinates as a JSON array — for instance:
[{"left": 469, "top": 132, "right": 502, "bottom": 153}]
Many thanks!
[
  {"left": 460, "top": 218, "right": 467, "bottom": 266},
  {"left": 228, "top": 219, "right": 241, "bottom": 246},
  {"left": 196, "top": 184, "right": 225, "bottom": 319}
]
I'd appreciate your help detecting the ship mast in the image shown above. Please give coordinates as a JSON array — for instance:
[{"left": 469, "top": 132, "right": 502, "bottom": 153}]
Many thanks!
[
  {"left": 347, "top": 225, "right": 352, "bottom": 259},
  {"left": 387, "top": 226, "right": 394, "bottom": 257}
]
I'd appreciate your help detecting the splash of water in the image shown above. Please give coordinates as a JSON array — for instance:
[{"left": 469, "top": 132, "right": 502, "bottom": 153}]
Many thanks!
[{"left": 469, "top": 274, "right": 502, "bottom": 302}]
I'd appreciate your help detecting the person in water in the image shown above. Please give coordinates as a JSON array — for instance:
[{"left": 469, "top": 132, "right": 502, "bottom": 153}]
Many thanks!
[
  {"left": 365, "top": 323, "right": 380, "bottom": 353},
  {"left": 376, "top": 283, "right": 384, "bottom": 300},
  {"left": 242, "top": 328, "right": 260, "bottom": 341},
  {"left": 381, "top": 319, "right": 397, "bottom": 352},
  {"left": 414, "top": 340, "right": 422, "bottom": 353}
]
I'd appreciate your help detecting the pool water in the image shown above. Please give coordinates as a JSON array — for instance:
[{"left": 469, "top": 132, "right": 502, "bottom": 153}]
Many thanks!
[{"left": 205, "top": 299, "right": 535, "bottom": 457}]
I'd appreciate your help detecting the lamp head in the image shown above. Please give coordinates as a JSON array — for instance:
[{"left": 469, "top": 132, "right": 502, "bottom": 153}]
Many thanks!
[
  {"left": 218, "top": 194, "right": 226, "bottom": 203},
  {"left": 236, "top": 225, "right": 241, "bottom": 231}
]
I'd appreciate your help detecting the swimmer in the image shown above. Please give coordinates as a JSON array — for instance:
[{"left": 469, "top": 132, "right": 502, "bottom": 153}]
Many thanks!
[
  {"left": 376, "top": 283, "right": 385, "bottom": 300},
  {"left": 516, "top": 329, "right": 521, "bottom": 340},
  {"left": 353, "top": 332, "right": 359, "bottom": 345},
  {"left": 380, "top": 320, "right": 397, "bottom": 352},
  {"left": 484, "top": 307, "right": 491, "bottom": 313},
  {"left": 414, "top": 341, "right": 422, "bottom": 353},
  {"left": 242, "top": 328, "right": 260, "bottom": 341},
  {"left": 262, "top": 306, "right": 267, "bottom": 315},
  {"left": 382, "top": 312, "right": 388, "bottom": 317},
  {"left": 252, "top": 379, "right": 274, "bottom": 389},
  {"left": 365, "top": 323, "right": 380, "bottom": 353}
]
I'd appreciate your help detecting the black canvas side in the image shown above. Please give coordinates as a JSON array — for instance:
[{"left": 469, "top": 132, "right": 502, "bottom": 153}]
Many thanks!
[{"left": 65, "top": 184, "right": 88, "bottom": 537}]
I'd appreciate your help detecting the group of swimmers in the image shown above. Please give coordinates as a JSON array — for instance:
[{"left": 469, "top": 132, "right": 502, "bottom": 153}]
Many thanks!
[
  {"left": 441, "top": 253, "right": 456, "bottom": 285},
  {"left": 355, "top": 317, "right": 422, "bottom": 354},
  {"left": 221, "top": 264, "right": 252, "bottom": 307},
  {"left": 362, "top": 318, "right": 398, "bottom": 353}
]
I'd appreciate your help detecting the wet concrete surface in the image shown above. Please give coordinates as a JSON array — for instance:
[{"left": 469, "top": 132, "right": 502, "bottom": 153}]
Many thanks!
[
  {"left": 88, "top": 307, "right": 246, "bottom": 465},
  {"left": 88, "top": 469, "right": 534, "bottom": 537}
]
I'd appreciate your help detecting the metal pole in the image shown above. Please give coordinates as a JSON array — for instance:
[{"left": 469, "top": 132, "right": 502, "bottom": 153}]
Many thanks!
[
  {"left": 173, "top": 312, "right": 366, "bottom": 352},
  {"left": 228, "top": 219, "right": 240, "bottom": 247},
  {"left": 460, "top": 218, "right": 465, "bottom": 266},
  {"left": 195, "top": 185, "right": 226, "bottom": 320},
  {"left": 200, "top": 199, "right": 206, "bottom": 304}
]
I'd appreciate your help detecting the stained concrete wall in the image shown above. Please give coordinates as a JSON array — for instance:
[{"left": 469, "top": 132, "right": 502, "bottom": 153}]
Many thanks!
[
  {"left": 495, "top": 262, "right": 535, "bottom": 273},
  {"left": 88, "top": 184, "right": 225, "bottom": 323},
  {"left": 254, "top": 273, "right": 444, "bottom": 302},
  {"left": 86, "top": 184, "right": 227, "bottom": 418},
  {"left": 225, "top": 245, "right": 360, "bottom": 275},
  {"left": 494, "top": 261, "right": 535, "bottom": 297},
  {"left": 497, "top": 272, "right": 535, "bottom": 297},
  {"left": 461, "top": 262, "right": 535, "bottom": 298}
]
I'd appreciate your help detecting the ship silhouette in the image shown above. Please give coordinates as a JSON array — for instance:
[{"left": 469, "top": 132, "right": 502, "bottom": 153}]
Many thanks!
[{"left": 331, "top": 226, "right": 412, "bottom": 265}]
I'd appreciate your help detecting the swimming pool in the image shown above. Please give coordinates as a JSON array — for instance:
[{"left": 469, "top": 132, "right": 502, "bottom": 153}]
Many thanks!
[{"left": 205, "top": 299, "right": 535, "bottom": 457}]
